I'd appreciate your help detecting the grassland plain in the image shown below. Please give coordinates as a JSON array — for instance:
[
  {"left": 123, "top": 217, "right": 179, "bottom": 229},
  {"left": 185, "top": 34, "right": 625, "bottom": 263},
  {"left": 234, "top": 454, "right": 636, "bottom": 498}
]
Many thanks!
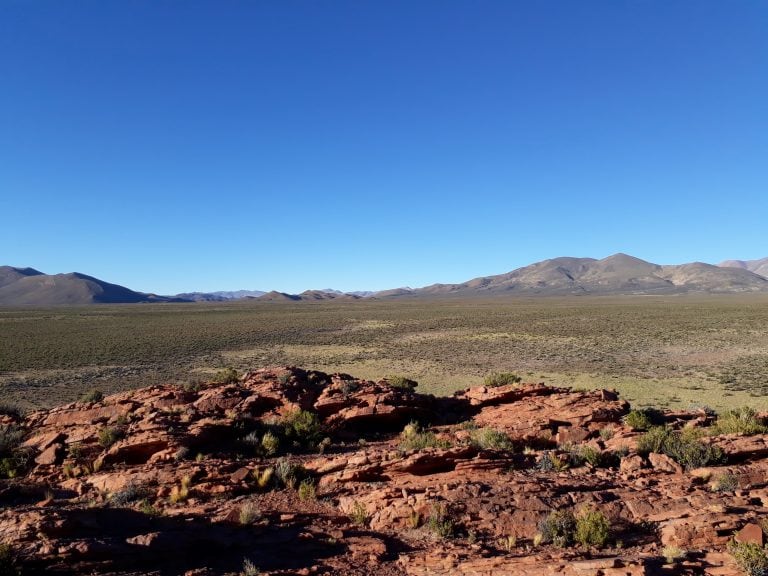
[{"left": 1, "top": 295, "right": 768, "bottom": 411}]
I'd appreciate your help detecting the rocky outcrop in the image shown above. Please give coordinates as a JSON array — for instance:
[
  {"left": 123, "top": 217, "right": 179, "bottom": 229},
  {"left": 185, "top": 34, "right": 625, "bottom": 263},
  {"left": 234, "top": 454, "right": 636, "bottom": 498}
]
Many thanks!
[{"left": 0, "top": 367, "right": 764, "bottom": 575}]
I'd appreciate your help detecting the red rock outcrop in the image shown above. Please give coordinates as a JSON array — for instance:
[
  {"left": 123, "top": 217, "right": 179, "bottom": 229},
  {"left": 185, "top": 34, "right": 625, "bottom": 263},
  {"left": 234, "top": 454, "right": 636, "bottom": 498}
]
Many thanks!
[{"left": 0, "top": 366, "right": 763, "bottom": 575}]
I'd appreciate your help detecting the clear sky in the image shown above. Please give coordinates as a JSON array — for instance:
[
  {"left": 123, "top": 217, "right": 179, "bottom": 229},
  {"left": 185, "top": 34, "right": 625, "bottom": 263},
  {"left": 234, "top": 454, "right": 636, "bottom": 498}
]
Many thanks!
[{"left": 2, "top": 1, "right": 766, "bottom": 294}]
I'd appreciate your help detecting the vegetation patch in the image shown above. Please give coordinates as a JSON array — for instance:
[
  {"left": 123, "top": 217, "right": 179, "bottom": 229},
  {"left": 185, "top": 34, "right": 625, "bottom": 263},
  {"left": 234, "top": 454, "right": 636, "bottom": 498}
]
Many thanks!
[
  {"left": 636, "top": 426, "right": 724, "bottom": 469},
  {"left": 399, "top": 421, "right": 451, "bottom": 452},
  {"left": 483, "top": 372, "right": 522, "bottom": 387},
  {"left": 710, "top": 407, "right": 768, "bottom": 436}
]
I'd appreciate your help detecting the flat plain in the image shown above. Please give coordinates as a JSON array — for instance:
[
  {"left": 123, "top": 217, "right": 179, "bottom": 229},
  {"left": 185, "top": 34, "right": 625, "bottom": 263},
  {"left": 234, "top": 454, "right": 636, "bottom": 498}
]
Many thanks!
[{"left": 2, "top": 295, "right": 768, "bottom": 411}]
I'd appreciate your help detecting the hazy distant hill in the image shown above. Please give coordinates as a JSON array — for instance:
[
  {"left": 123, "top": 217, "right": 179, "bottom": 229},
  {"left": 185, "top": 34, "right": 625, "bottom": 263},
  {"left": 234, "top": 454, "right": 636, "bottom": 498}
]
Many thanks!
[
  {"left": 719, "top": 258, "right": 768, "bottom": 279},
  {"left": 174, "top": 290, "right": 266, "bottom": 302},
  {"left": 395, "top": 254, "right": 768, "bottom": 297},
  {"left": 4, "top": 254, "right": 768, "bottom": 306},
  {"left": 0, "top": 267, "right": 182, "bottom": 306}
]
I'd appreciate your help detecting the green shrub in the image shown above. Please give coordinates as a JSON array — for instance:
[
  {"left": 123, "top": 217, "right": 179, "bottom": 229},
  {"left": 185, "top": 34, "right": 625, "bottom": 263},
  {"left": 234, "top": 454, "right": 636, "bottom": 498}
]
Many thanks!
[
  {"left": 624, "top": 408, "right": 664, "bottom": 431},
  {"left": 426, "top": 503, "right": 454, "bottom": 539},
  {"left": 469, "top": 428, "right": 514, "bottom": 451},
  {"left": 212, "top": 367, "right": 240, "bottom": 384},
  {"left": 79, "top": 388, "right": 104, "bottom": 404},
  {"left": 399, "top": 421, "right": 451, "bottom": 452},
  {"left": 483, "top": 372, "right": 522, "bottom": 387},
  {"left": 567, "top": 445, "right": 604, "bottom": 467},
  {"left": 711, "top": 407, "right": 768, "bottom": 436},
  {"left": 575, "top": 508, "right": 610, "bottom": 547},
  {"left": 637, "top": 426, "right": 724, "bottom": 469},
  {"left": 385, "top": 375, "right": 418, "bottom": 390},
  {"left": 281, "top": 410, "right": 323, "bottom": 450},
  {"left": 728, "top": 540, "right": 768, "bottom": 576},
  {"left": 712, "top": 472, "right": 739, "bottom": 493},
  {"left": 539, "top": 509, "right": 577, "bottom": 547},
  {"left": 98, "top": 426, "right": 125, "bottom": 448}
]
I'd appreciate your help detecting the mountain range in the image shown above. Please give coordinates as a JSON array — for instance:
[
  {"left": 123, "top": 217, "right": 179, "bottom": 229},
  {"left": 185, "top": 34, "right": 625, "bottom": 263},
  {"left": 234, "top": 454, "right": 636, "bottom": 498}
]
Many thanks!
[{"left": 1, "top": 254, "right": 767, "bottom": 306}]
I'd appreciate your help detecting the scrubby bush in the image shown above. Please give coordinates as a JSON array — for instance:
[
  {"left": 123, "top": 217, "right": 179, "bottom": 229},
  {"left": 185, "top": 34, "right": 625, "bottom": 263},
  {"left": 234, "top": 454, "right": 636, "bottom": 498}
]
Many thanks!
[
  {"left": 386, "top": 375, "right": 418, "bottom": 390},
  {"left": 399, "top": 421, "right": 451, "bottom": 452},
  {"left": 0, "top": 424, "right": 29, "bottom": 479},
  {"left": 110, "top": 482, "right": 149, "bottom": 506},
  {"left": 98, "top": 426, "right": 125, "bottom": 448},
  {"left": 274, "top": 457, "right": 308, "bottom": 489},
  {"left": 637, "top": 426, "right": 724, "bottom": 469},
  {"left": 712, "top": 472, "right": 739, "bottom": 493},
  {"left": 0, "top": 404, "right": 23, "bottom": 420},
  {"left": 426, "top": 503, "right": 455, "bottom": 539},
  {"left": 483, "top": 372, "right": 522, "bottom": 387},
  {"left": 624, "top": 408, "right": 664, "bottom": 431},
  {"left": 281, "top": 410, "right": 323, "bottom": 451},
  {"left": 567, "top": 445, "right": 604, "bottom": 467},
  {"left": 539, "top": 509, "right": 577, "bottom": 547},
  {"left": 79, "top": 388, "right": 104, "bottom": 404},
  {"left": 711, "top": 407, "right": 768, "bottom": 436},
  {"left": 469, "top": 428, "right": 514, "bottom": 451},
  {"left": 349, "top": 501, "right": 369, "bottom": 526},
  {"left": 539, "top": 508, "right": 610, "bottom": 548},
  {"left": 212, "top": 368, "right": 240, "bottom": 385},
  {"left": 728, "top": 540, "right": 768, "bottom": 576},
  {"left": 575, "top": 508, "right": 610, "bottom": 547}
]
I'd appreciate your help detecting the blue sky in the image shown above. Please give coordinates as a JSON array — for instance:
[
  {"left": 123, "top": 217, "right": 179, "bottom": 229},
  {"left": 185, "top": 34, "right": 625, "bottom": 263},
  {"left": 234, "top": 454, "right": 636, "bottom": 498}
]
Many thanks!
[{"left": 1, "top": 1, "right": 766, "bottom": 294}]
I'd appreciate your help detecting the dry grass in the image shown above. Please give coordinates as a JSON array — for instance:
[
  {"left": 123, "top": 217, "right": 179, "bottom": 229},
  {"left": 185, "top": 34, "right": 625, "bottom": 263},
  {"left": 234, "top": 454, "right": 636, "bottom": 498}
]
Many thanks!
[{"left": 2, "top": 295, "right": 768, "bottom": 411}]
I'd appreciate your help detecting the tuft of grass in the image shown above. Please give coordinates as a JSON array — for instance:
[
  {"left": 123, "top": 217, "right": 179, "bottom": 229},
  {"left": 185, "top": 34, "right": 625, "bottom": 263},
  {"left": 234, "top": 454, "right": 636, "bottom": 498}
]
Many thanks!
[
  {"left": 254, "top": 466, "right": 274, "bottom": 490},
  {"left": 728, "top": 540, "right": 768, "bottom": 576},
  {"left": 599, "top": 426, "right": 615, "bottom": 440},
  {"left": 79, "top": 388, "right": 104, "bottom": 404},
  {"left": 399, "top": 421, "right": 451, "bottom": 452},
  {"left": 498, "top": 534, "right": 517, "bottom": 552},
  {"left": 138, "top": 499, "right": 162, "bottom": 517},
  {"left": 239, "top": 501, "right": 261, "bottom": 525},
  {"left": 169, "top": 475, "right": 192, "bottom": 504},
  {"left": 483, "top": 372, "right": 522, "bottom": 387},
  {"left": 425, "top": 503, "right": 454, "bottom": 539},
  {"left": 349, "top": 501, "right": 369, "bottom": 526},
  {"left": 297, "top": 478, "right": 316, "bottom": 501},
  {"left": 241, "top": 558, "right": 260, "bottom": 576},
  {"left": 469, "top": 427, "right": 514, "bottom": 451},
  {"left": 662, "top": 545, "right": 687, "bottom": 564}
]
